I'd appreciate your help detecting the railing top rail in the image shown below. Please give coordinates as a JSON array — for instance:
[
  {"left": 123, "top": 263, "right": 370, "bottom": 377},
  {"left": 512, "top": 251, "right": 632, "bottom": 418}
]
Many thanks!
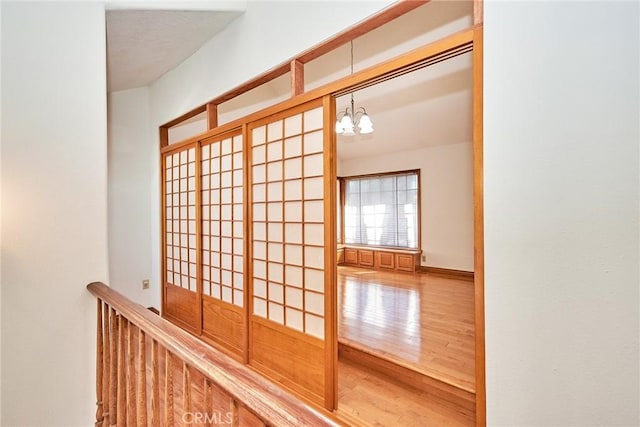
[{"left": 87, "top": 282, "right": 342, "bottom": 427}]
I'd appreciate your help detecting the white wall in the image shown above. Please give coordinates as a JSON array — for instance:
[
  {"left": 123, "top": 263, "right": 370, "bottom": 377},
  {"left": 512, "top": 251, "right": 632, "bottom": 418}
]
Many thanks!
[
  {"left": 340, "top": 142, "right": 474, "bottom": 271},
  {"left": 484, "top": 1, "right": 639, "bottom": 425},
  {"left": 108, "top": 87, "right": 158, "bottom": 309},
  {"left": 1, "top": 3, "right": 108, "bottom": 426}
]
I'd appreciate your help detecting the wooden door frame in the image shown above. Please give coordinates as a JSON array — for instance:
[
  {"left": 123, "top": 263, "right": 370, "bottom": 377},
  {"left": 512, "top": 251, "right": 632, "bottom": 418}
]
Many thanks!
[{"left": 159, "top": 19, "right": 486, "bottom": 427}]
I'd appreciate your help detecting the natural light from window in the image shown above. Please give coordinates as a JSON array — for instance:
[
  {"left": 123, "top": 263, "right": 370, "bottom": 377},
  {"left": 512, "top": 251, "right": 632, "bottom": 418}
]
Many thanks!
[{"left": 342, "top": 171, "right": 419, "bottom": 249}]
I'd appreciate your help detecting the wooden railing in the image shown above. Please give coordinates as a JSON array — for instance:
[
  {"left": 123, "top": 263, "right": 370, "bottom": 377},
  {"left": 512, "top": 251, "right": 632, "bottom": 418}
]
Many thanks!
[{"left": 88, "top": 282, "right": 342, "bottom": 426}]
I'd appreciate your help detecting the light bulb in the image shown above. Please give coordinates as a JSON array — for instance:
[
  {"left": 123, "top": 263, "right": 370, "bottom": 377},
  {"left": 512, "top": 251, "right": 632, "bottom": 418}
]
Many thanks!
[
  {"left": 340, "top": 114, "right": 355, "bottom": 136},
  {"left": 358, "top": 113, "right": 373, "bottom": 134}
]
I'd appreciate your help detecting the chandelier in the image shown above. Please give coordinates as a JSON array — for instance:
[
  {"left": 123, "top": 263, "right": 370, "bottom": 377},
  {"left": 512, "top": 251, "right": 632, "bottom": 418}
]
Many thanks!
[{"left": 335, "top": 41, "right": 374, "bottom": 136}]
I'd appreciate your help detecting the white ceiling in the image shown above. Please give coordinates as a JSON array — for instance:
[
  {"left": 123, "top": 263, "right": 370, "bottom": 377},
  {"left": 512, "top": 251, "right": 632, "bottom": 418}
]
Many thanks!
[
  {"left": 336, "top": 51, "right": 473, "bottom": 160},
  {"left": 106, "top": 9, "right": 243, "bottom": 92}
]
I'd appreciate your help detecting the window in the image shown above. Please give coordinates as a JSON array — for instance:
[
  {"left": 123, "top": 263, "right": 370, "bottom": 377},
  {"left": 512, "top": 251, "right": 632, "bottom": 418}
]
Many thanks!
[{"left": 341, "top": 170, "right": 419, "bottom": 249}]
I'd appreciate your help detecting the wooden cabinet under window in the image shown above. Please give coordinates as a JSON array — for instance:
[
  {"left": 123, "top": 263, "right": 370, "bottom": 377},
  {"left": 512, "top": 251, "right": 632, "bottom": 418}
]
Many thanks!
[{"left": 339, "top": 245, "right": 420, "bottom": 273}]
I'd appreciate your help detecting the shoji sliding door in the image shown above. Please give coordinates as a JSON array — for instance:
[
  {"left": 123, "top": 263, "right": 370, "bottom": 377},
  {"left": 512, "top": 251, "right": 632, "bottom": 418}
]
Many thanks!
[
  {"left": 162, "top": 144, "right": 200, "bottom": 332},
  {"left": 161, "top": 97, "right": 337, "bottom": 409},
  {"left": 248, "top": 98, "right": 336, "bottom": 408},
  {"left": 200, "top": 131, "right": 246, "bottom": 358}
]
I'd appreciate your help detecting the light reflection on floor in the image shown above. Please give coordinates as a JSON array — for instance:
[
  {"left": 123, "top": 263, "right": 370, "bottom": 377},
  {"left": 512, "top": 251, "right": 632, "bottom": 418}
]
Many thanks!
[
  {"left": 337, "top": 266, "right": 476, "bottom": 391},
  {"left": 341, "top": 277, "right": 420, "bottom": 361}
]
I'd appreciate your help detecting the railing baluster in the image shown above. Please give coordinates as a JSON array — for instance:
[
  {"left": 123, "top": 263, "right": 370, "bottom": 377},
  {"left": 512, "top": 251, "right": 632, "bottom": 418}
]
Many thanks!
[
  {"left": 127, "top": 322, "right": 137, "bottom": 425},
  {"left": 109, "top": 308, "right": 117, "bottom": 426},
  {"left": 230, "top": 399, "right": 239, "bottom": 427},
  {"left": 137, "top": 330, "right": 147, "bottom": 427},
  {"left": 102, "top": 303, "right": 110, "bottom": 425},
  {"left": 203, "top": 378, "right": 212, "bottom": 427},
  {"left": 117, "top": 316, "right": 126, "bottom": 426},
  {"left": 183, "top": 361, "right": 191, "bottom": 417},
  {"left": 151, "top": 340, "right": 160, "bottom": 427},
  {"left": 95, "top": 300, "right": 104, "bottom": 427},
  {"left": 164, "top": 349, "right": 174, "bottom": 426}
]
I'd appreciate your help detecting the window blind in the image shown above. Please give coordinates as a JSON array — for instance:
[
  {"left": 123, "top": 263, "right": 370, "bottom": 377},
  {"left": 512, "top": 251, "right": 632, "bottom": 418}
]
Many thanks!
[{"left": 343, "top": 171, "right": 419, "bottom": 249}]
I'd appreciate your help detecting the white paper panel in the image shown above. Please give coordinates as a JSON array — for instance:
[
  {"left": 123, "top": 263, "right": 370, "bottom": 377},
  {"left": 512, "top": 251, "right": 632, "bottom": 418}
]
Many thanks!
[
  {"left": 254, "top": 279, "right": 267, "bottom": 298},
  {"left": 285, "top": 244, "right": 303, "bottom": 266},
  {"left": 285, "top": 265, "right": 303, "bottom": 288},
  {"left": 233, "top": 205, "right": 243, "bottom": 221},
  {"left": 233, "top": 239, "right": 243, "bottom": 255},
  {"left": 304, "top": 246, "right": 324, "bottom": 269},
  {"left": 284, "top": 179, "right": 302, "bottom": 201},
  {"left": 233, "top": 152, "right": 243, "bottom": 169},
  {"left": 303, "top": 177, "right": 323, "bottom": 199},
  {"left": 267, "top": 223, "right": 283, "bottom": 242},
  {"left": 304, "top": 223, "right": 324, "bottom": 246},
  {"left": 221, "top": 155, "right": 232, "bottom": 171},
  {"left": 221, "top": 138, "right": 232, "bottom": 155},
  {"left": 284, "top": 223, "right": 303, "bottom": 244},
  {"left": 212, "top": 285, "right": 221, "bottom": 299},
  {"left": 284, "top": 158, "right": 302, "bottom": 180},
  {"left": 284, "top": 136, "right": 302, "bottom": 158},
  {"left": 267, "top": 140, "right": 283, "bottom": 161},
  {"left": 233, "top": 135, "right": 243, "bottom": 152},
  {"left": 253, "top": 222, "right": 266, "bottom": 241},
  {"left": 267, "top": 182, "right": 282, "bottom": 201},
  {"left": 267, "top": 121, "right": 283, "bottom": 142},
  {"left": 254, "top": 260, "right": 267, "bottom": 279},
  {"left": 304, "top": 154, "right": 323, "bottom": 177},
  {"left": 268, "top": 242, "right": 283, "bottom": 263},
  {"left": 233, "top": 290, "right": 243, "bottom": 307},
  {"left": 267, "top": 161, "right": 282, "bottom": 181},
  {"left": 252, "top": 145, "right": 266, "bottom": 165},
  {"left": 303, "top": 107, "right": 323, "bottom": 132},
  {"left": 253, "top": 203, "right": 266, "bottom": 221},
  {"left": 233, "top": 170, "right": 243, "bottom": 185},
  {"left": 305, "top": 313, "right": 324, "bottom": 339},
  {"left": 268, "top": 262, "right": 283, "bottom": 283},
  {"left": 252, "top": 126, "right": 266, "bottom": 146},
  {"left": 233, "top": 222, "right": 243, "bottom": 238},
  {"left": 254, "top": 241, "right": 266, "bottom": 260},
  {"left": 284, "top": 113, "right": 302, "bottom": 137},
  {"left": 253, "top": 184, "right": 266, "bottom": 202},
  {"left": 304, "top": 268, "right": 324, "bottom": 292},
  {"left": 284, "top": 201, "right": 302, "bottom": 222},
  {"left": 222, "top": 205, "right": 232, "bottom": 221},
  {"left": 285, "top": 286, "right": 303, "bottom": 310},
  {"left": 253, "top": 165, "right": 265, "bottom": 183},
  {"left": 254, "top": 297, "right": 267, "bottom": 317},
  {"left": 304, "top": 200, "right": 323, "bottom": 223},
  {"left": 222, "top": 287, "right": 232, "bottom": 303},
  {"left": 285, "top": 308, "right": 303, "bottom": 332},
  {"left": 267, "top": 202, "right": 283, "bottom": 222},
  {"left": 303, "top": 130, "right": 323, "bottom": 155},
  {"left": 305, "top": 291, "right": 324, "bottom": 316},
  {"left": 268, "top": 302, "right": 284, "bottom": 323},
  {"left": 269, "top": 282, "right": 284, "bottom": 303}
]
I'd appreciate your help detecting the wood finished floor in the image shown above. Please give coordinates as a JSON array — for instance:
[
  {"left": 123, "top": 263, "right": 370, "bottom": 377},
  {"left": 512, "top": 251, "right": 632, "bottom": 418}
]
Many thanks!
[
  {"left": 337, "top": 359, "right": 474, "bottom": 426},
  {"left": 337, "top": 266, "right": 475, "bottom": 393}
]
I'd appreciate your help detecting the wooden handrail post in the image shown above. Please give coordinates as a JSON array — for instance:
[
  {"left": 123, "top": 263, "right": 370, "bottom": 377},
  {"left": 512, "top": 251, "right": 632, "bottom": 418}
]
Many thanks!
[
  {"left": 126, "top": 322, "right": 137, "bottom": 425},
  {"left": 150, "top": 340, "right": 160, "bottom": 426},
  {"left": 117, "top": 316, "right": 126, "bottom": 426},
  {"left": 109, "top": 307, "right": 117, "bottom": 426},
  {"left": 95, "top": 300, "right": 104, "bottom": 427},
  {"left": 164, "top": 349, "right": 174, "bottom": 425},
  {"left": 137, "top": 330, "right": 148, "bottom": 427}
]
